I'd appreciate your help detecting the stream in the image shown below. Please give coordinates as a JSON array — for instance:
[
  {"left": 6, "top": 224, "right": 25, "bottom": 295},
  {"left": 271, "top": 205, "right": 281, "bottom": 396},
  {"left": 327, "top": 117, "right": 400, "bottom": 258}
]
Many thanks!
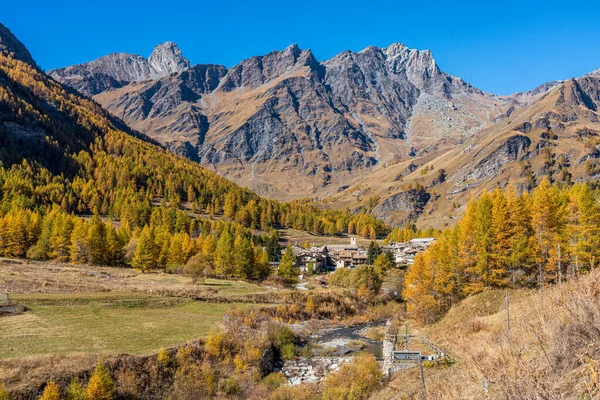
[
  {"left": 281, "top": 321, "right": 386, "bottom": 385},
  {"left": 308, "top": 321, "right": 385, "bottom": 358}
]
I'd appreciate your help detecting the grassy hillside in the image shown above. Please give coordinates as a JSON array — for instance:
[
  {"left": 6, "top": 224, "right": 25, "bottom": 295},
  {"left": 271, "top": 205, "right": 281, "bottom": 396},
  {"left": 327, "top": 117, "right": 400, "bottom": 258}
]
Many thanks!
[
  {"left": 328, "top": 78, "right": 600, "bottom": 229},
  {"left": 378, "top": 269, "right": 600, "bottom": 399}
]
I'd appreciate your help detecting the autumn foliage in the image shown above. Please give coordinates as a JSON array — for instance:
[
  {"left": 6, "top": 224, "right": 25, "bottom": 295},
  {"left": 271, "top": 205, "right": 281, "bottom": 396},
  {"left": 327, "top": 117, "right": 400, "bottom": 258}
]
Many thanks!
[{"left": 404, "top": 181, "right": 600, "bottom": 323}]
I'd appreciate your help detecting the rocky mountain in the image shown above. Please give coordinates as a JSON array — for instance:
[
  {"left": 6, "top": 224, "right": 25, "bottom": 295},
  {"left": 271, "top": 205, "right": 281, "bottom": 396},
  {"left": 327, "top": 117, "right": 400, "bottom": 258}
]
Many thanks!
[
  {"left": 509, "top": 80, "right": 565, "bottom": 104},
  {"left": 50, "top": 42, "right": 515, "bottom": 200},
  {"left": 48, "top": 42, "right": 190, "bottom": 96},
  {"left": 330, "top": 73, "right": 600, "bottom": 227},
  {"left": 46, "top": 35, "right": 600, "bottom": 228}
]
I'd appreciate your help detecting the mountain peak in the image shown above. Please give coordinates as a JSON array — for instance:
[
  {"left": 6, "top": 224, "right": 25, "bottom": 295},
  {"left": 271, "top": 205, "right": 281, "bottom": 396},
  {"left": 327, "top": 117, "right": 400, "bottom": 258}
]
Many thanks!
[
  {"left": 384, "top": 42, "right": 409, "bottom": 56},
  {"left": 148, "top": 41, "right": 190, "bottom": 76},
  {"left": 284, "top": 43, "right": 301, "bottom": 53},
  {"left": 0, "top": 23, "right": 38, "bottom": 68},
  {"left": 582, "top": 67, "right": 600, "bottom": 78}
]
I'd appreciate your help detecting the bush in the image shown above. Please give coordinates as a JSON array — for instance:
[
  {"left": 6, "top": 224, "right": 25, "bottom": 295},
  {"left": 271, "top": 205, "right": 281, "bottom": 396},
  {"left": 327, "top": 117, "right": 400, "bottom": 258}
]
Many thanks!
[
  {"left": 0, "top": 384, "right": 7, "bottom": 400},
  {"left": 271, "top": 326, "right": 296, "bottom": 350},
  {"left": 280, "top": 343, "right": 296, "bottom": 360},
  {"left": 263, "top": 372, "right": 288, "bottom": 391},
  {"left": 323, "top": 353, "right": 382, "bottom": 400},
  {"left": 329, "top": 265, "right": 382, "bottom": 295},
  {"left": 183, "top": 253, "right": 213, "bottom": 283}
]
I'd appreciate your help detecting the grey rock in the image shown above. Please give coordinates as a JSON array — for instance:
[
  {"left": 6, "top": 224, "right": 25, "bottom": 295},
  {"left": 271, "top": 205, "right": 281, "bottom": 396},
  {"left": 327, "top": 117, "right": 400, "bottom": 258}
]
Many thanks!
[
  {"left": 49, "top": 42, "right": 191, "bottom": 96},
  {"left": 372, "top": 189, "right": 431, "bottom": 221}
]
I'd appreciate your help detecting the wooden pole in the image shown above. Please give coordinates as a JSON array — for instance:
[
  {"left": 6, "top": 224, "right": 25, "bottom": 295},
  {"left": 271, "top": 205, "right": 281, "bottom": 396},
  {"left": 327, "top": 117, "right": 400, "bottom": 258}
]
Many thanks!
[
  {"left": 558, "top": 244, "right": 562, "bottom": 285},
  {"left": 405, "top": 324, "right": 409, "bottom": 350},
  {"left": 505, "top": 290, "right": 510, "bottom": 343},
  {"left": 539, "top": 263, "right": 543, "bottom": 296},
  {"left": 419, "top": 357, "right": 427, "bottom": 400}
]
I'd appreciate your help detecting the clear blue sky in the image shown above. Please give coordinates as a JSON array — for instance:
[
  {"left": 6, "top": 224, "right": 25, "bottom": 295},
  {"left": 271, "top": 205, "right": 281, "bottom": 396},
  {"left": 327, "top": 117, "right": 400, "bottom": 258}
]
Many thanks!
[{"left": 4, "top": 0, "right": 600, "bottom": 95}]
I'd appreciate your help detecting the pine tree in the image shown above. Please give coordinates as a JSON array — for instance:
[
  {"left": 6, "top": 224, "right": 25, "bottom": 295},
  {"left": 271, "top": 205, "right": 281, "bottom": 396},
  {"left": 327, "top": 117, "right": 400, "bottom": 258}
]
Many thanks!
[
  {"left": 252, "top": 247, "right": 271, "bottom": 280},
  {"left": 105, "top": 225, "right": 124, "bottom": 266},
  {"left": 233, "top": 235, "right": 254, "bottom": 279},
  {"left": 531, "top": 179, "right": 566, "bottom": 284},
  {"left": 277, "top": 245, "right": 299, "bottom": 286},
  {"left": 131, "top": 226, "right": 156, "bottom": 272},
  {"left": 88, "top": 217, "right": 107, "bottom": 265},
  {"left": 373, "top": 252, "right": 393, "bottom": 277},
  {"left": 39, "top": 380, "right": 60, "bottom": 400},
  {"left": 86, "top": 363, "right": 114, "bottom": 400},
  {"left": 69, "top": 220, "right": 90, "bottom": 264},
  {"left": 214, "top": 230, "right": 234, "bottom": 276},
  {"left": 5, "top": 211, "right": 27, "bottom": 258},
  {"left": 265, "top": 230, "right": 280, "bottom": 262},
  {"left": 366, "top": 241, "right": 381, "bottom": 265},
  {"left": 404, "top": 252, "right": 442, "bottom": 323},
  {"left": 65, "top": 377, "right": 85, "bottom": 400}
]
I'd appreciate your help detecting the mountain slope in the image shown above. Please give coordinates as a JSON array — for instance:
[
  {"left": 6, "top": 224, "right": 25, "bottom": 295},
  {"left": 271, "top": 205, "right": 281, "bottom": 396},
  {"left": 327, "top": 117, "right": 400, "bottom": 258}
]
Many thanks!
[
  {"left": 49, "top": 42, "right": 190, "bottom": 96},
  {"left": 0, "top": 22, "right": 387, "bottom": 253},
  {"left": 50, "top": 42, "right": 515, "bottom": 200},
  {"left": 329, "top": 73, "right": 600, "bottom": 227}
]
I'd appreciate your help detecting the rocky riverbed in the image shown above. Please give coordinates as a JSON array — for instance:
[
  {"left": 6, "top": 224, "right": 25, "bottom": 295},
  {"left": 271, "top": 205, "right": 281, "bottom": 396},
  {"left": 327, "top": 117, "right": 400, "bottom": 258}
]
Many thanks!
[{"left": 282, "top": 322, "right": 386, "bottom": 385}]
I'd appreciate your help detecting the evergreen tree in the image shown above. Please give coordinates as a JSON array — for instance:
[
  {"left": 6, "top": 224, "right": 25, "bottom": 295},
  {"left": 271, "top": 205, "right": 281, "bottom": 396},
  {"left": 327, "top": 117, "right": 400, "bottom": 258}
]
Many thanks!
[
  {"left": 277, "top": 245, "right": 299, "bottom": 286},
  {"left": 39, "top": 380, "right": 60, "bottom": 400},
  {"left": 373, "top": 252, "right": 393, "bottom": 277},
  {"left": 131, "top": 226, "right": 156, "bottom": 272},
  {"left": 265, "top": 230, "right": 280, "bottom": 262},
  {"left": 86, "top": 363, "right": 114, "bottom": 400},
  {"left": 366, "top": 241, "right": 381, "bottom": 265},
  {"left": 65, "top": 377, "right": 86, "bottom": 400},
  {"left": 214, "top": 229, "right": 234, "bottom": 276},
  {"left": 233, "top": 235, "right": 254, "bottom": 279}
]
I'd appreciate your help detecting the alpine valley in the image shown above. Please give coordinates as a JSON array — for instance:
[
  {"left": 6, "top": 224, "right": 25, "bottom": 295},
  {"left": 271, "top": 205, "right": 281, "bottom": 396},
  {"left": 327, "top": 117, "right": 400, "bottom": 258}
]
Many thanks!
[{"left": 49, "top": 41, "right": 600, "bottom": 228}]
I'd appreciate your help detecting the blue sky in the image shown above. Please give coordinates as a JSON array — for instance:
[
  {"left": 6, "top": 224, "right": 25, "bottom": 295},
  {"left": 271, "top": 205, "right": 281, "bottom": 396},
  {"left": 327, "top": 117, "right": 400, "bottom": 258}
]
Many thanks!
[{"left": 4, "top": 0, "right": 600, "bottom": 95}]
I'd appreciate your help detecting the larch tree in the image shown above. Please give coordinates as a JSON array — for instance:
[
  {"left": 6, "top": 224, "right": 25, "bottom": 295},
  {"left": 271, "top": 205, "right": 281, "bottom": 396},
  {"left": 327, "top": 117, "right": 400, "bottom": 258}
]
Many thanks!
[
  {"left": 277, "top": 245, "right": 299, "bottom": 286},
  {"left": 131, "top": 226, "right": 156, "bottom": 272},
  {"left": 86, "top": 363, "right": 114, "bottom": 400},
  {"left": 39, "top": 380, "right": 60, "bottom": 400}
]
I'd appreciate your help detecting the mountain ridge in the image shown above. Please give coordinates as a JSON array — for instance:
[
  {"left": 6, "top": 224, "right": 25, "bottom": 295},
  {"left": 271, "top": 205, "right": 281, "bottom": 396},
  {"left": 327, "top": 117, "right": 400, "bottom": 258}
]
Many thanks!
[
  {"left": 50, "top": 40, "right": 518, "bottom": 202},
  {"left": 42, "top": 35, "right": 600, "bottom": 228}
]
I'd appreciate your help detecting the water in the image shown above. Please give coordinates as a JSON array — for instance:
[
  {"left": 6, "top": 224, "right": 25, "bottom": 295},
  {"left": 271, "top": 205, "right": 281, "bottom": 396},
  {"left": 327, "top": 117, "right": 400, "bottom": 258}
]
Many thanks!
[{"left": 309, "top": 322, "right": 384, "bottom": 358}]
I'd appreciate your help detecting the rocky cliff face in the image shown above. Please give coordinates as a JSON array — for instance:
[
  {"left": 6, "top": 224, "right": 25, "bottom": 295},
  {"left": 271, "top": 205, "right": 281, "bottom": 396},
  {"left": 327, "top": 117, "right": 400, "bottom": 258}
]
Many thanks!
[
  {"left": 329, "top": 73, "right": 600, "bottom": 228},
  {"left": 48, "top": 42, "right": 515, "bottom": 200},
  {"left": 48, "top": 42, "right": 190, "bottom": 96}
]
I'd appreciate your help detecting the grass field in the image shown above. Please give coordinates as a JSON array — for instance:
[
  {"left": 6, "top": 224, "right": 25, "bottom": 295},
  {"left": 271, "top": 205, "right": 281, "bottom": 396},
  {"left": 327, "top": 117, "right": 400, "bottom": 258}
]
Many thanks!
[
  {"left": 0, "top": 258, "right": 274, "bottom": 297},
  {"left": 1, "top": 292, "right": 257, "bottom": 359},
  {"left": 279, "top": 228, "right": 382, "bottom": 247}
]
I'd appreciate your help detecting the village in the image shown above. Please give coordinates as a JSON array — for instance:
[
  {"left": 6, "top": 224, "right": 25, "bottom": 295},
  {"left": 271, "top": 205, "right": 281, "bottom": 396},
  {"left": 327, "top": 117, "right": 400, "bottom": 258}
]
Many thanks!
[{"left": 284, "top": 237, "right": 436, "bottom": 274}]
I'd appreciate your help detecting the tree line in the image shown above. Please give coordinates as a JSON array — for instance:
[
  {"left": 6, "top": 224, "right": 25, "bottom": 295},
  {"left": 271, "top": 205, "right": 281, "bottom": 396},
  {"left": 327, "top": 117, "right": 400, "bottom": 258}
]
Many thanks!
[
  {"left": 404, "top": 180, "right": 600, "bottom": 323},
  {"left": 0, "top": 50, "right": 390, "bottom": 277}
]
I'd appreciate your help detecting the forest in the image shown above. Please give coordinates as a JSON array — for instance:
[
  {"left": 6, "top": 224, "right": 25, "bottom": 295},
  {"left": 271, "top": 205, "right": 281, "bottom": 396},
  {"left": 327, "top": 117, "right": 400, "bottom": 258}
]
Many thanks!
[
  {"left": 404, "top": 180, "right": 600, "bottom": 323},
  {"left": 0, "top": 51, "right": 387, "bottom": 277}
]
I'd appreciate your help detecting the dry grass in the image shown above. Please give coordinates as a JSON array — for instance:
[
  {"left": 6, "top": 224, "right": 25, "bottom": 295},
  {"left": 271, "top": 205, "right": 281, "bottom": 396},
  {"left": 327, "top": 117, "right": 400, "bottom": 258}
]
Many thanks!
[
  {"left": 376, "top": 271, "right": 600, "bottom": 399},
  {"left": 279, "top": 228, "right": 380, "bottom": 247},
  {"left": 0, "top": 258, "right": 275, "bottom": 298}
]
